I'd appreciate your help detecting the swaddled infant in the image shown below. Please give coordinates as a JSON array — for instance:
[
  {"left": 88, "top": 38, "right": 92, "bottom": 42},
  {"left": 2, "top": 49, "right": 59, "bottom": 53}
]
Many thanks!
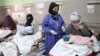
[{"left": 63, "top": 34, "right": 93, "bottom": 47}]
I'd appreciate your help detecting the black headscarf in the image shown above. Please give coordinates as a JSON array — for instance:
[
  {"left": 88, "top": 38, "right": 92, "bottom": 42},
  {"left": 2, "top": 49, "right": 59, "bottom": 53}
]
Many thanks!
[
  {"left": 25, "top": 14, "right": 33, "bottom": 26},
  {"left": 49, "top": 2, "right": 59, "bottom": 15}
]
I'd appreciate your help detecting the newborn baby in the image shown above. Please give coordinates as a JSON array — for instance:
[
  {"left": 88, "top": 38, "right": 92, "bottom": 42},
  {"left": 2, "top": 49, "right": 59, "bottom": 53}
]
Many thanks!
[{"left": 63, "top": 34, "right": 93, "bottom": 47}]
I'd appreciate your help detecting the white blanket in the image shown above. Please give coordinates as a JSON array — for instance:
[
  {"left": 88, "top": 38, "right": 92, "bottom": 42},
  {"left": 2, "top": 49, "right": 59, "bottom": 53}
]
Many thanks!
[
  {"left": 91, "top": 35, "right": 100, "bottom": 52},
  {"left": 49, "top": 39, "right": 92, "bottom": 56},
  {"left": 49, "top": 35, "right": 100, "bottom": 56},
  {"left": 2, "top": 42, "right": 18, "bottom": 56},
  {"left": 12, "top": 29, "right": 42, "bottom": 54},
  {"left": 1, "top": 28, "right": 43, "bottom": 56},
  {"left": 0, "top": 30, "right": 11, "bottom": 39}
]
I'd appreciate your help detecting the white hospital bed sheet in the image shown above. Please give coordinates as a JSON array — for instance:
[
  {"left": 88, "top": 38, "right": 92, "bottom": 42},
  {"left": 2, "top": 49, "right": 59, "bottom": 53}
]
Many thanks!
[{"left": 49, "top": 39, "right": 92, "bottom": 56}]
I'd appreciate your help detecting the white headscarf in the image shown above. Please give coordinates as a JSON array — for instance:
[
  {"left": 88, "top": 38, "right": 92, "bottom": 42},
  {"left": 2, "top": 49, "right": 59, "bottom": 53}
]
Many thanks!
[{"left": 70, "top": 12, "right": 81, "bottom": 21}]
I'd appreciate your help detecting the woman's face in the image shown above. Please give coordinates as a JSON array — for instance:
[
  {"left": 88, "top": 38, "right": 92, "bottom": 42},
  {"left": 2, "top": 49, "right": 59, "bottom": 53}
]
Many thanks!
[
  {"left": 71, "top": 20, "right": 79, "bottom": 25},
  {"left": 52, "top": 6, "right": 59, "bottom": 15},
  {"left": 52, "top": 6, "right": 59, "bottom": 12},
  {"left": 71, "top": 20, "right": 79, "bottom": 29}
]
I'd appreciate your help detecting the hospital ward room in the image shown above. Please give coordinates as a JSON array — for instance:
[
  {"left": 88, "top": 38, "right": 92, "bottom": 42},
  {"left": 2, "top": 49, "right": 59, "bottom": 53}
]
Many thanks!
[{"left": 0, "top": 0, "right": 100, "bottom": 56}]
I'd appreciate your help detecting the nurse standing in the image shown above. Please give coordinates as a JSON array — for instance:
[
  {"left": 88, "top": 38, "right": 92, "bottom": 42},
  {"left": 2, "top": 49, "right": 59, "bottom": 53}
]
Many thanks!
[{"left": 42, "top": 2, "right": 65, "bottom": 55}]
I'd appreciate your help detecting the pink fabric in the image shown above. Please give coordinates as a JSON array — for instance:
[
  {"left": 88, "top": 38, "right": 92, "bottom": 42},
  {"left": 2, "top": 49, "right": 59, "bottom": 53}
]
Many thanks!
[{"left": 67, "top": 35, "right": 93, "bottom": 47}]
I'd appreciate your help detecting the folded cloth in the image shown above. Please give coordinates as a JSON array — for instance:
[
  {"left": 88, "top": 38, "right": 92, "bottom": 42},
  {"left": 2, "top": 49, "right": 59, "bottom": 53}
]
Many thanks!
[{"left": 20, "top": 26, "right": 34, "bottom": 35}]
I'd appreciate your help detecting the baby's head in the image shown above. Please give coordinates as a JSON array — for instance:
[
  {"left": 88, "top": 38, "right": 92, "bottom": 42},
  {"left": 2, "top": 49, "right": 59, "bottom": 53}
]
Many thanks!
[{"left": 63, "top": 35, "right": 69, "bottom": 41}]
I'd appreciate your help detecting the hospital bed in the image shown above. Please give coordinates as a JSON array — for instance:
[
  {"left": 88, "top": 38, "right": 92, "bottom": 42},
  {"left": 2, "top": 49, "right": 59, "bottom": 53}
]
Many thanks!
[
  {"left": 49, "top": 35, "right": 100, "bottom": 56},
  {"left": 0, "top": 29, "right": 45, "bottom": 56}
]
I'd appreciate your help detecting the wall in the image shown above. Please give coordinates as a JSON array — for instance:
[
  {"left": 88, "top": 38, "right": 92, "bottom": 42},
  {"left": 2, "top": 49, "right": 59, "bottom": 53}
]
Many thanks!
[
  {"left": 0, "top": 0, "right": 99, "bottom": 23},
  {"left": 0, "top": 0, "right": 61, "bottom": 22},
  {"left": 0, "top": 0, "right": 61, "bottom": 6},
  {"left": 60, "top": 0, "right": 100, "bottom": 23},
  {"left": 0, "top": 6, "right": 6, "bottom": 22},
  {"left": 0, "top": 0, "right": 100, "bottom": 31},
  {"left": 59, "top": 0, "right": 100, "bottom": 31}
]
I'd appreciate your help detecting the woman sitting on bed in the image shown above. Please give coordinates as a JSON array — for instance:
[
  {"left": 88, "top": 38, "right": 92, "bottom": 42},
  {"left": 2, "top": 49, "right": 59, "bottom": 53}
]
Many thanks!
[
  {"left": 49, "top": 31, "right": 100, "bottom": 56},
  {"left": 64, "top": 12, "right": 92, "bottom": 37},
  {"left": 20, "top": 14, "right": 34, "bottom": 35},
  {"left": 63, "top": 12, "right": 92, "bottom": 47},
  {"left": 21, "top": 14, "right": 44, "bottom": 50}
]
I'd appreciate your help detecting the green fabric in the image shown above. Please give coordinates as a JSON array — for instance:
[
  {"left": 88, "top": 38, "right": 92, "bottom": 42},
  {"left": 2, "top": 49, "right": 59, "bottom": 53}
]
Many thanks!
[{"left": 64, "top": 22, "right": 91, "bottom": 37}]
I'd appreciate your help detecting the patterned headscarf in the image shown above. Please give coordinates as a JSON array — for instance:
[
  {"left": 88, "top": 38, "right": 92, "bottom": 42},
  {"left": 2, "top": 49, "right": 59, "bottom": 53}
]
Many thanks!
[{"left": 70, "top": 12, "right": 81, "bottom": 21}]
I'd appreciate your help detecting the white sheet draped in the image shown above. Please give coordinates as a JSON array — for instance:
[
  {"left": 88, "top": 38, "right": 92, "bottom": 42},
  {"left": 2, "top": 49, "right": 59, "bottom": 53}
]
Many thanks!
[
  {"left": 49, "top": 39, "right": 92, "bottom": 56},
  {"left": 50, "top": 35, "right": 100, "bottom": 56},
  {"left": 1, "top": 28, "right": 44, "bottom": 56}
]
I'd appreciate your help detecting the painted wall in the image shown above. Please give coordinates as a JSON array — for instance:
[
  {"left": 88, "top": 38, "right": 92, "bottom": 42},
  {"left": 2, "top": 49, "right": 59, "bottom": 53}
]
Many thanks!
[
  {"left": 0, "top": 0, "right": 61, "bottom": 22},
  {"left": 60, "top": 0, "right": 100, "bottom": 31},
  {"left": 0, "top": 6, "right": 6, "bottom": 22},
  {"left": 0, "top": 0, "right": 61, "bottom": 6},
  {"left": 0, "top": 0, "right": 100, "bottom": 31}
]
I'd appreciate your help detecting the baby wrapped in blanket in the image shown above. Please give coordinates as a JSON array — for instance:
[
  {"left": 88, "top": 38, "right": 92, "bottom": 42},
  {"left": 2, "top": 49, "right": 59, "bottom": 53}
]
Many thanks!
[{"left": 63, "top": 34, "right": 93, "bottom": 47}]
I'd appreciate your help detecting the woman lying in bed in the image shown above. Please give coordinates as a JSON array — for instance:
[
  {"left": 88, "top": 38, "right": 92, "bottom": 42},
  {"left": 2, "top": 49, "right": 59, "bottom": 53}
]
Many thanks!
[
  {"left": 0, "top": 26, "right": 45, "bottom": 56},
  {"left": 0, "top": 14, "right": 45, "bottom": 56},
  {"left": 2, "top": 15, "right": 17, "bottom": 35}
]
